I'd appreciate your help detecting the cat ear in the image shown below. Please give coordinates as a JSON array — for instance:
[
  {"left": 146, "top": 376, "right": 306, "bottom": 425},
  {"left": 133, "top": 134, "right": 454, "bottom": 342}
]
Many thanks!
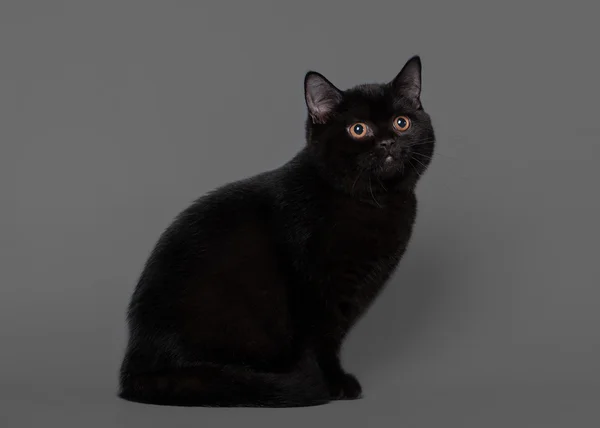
[
  {"left": 391, "top": 56, "right": 422, "bottom": 102},
  {"left": 304, "top": 72, "right": 343, "bottom": 124}
]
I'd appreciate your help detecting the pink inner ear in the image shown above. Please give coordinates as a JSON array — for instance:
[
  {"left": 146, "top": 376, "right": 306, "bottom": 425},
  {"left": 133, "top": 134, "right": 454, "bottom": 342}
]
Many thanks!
[
  {"left": 392, "top": 57, "right": 422, "bottom": 101},
  {"left": 307, "top": 98, "right": 336, "bottom": 124},
  {"left": 306, "top": 77, "right": 341, "bottom": 124}
]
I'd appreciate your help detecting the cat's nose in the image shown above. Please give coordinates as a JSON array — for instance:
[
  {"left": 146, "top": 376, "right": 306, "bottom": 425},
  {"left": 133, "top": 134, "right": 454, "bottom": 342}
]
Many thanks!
[{"left": 378, "top": 139, "right": 394, "bottom": 149}]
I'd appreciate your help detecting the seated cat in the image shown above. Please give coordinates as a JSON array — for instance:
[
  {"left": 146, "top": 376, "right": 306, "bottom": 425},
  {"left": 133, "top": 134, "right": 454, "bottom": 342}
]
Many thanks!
[{"left": 119, "top": 56, "right": 435, "bottom": 407}]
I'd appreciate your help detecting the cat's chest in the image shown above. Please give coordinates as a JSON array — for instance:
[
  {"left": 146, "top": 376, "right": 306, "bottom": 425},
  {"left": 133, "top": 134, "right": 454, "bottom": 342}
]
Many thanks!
[{"left": 315, "top": 192, "right": 416, "bottom": 264}]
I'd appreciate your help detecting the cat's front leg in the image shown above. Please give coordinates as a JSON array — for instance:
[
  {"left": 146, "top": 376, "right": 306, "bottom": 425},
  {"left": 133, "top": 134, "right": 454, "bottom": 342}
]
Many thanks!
[{"left": 316, "top": 347, "right": 362, "bottom": 400}]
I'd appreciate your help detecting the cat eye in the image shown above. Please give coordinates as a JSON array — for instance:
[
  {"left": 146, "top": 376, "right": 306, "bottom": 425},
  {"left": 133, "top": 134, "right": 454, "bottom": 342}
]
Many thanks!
[
  {"left": 393, "top": 116, "right": 411, "bottom": 133},
  {"left": 349, "top": 122, "right": 369, "bottom": 139}
]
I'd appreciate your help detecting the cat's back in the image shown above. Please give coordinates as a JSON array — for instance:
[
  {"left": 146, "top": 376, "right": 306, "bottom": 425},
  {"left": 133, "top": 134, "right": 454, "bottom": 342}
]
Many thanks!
[
  {"left": 129, "top": 165, "right": 285, "bottom": 301},
  {"left": 124, "top": 161, "right": 308, "bottom": 368}
]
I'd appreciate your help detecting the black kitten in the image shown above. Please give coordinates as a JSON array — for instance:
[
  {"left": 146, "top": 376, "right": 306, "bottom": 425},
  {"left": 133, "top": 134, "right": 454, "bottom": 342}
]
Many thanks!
[{"left": 119, "top": 56, "right": 435, "bottom": 407}]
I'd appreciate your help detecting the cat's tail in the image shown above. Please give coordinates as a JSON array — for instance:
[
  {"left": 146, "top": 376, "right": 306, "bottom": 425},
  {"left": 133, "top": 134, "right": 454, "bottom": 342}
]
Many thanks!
[{"left": 118, "top": 351, "right": 330, "bottom": 407}]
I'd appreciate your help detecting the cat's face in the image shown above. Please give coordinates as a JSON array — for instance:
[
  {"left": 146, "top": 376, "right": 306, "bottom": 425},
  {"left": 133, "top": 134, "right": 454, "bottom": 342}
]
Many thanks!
[{"left": 304, "top": 56, "right": 434, "bottom": 190}]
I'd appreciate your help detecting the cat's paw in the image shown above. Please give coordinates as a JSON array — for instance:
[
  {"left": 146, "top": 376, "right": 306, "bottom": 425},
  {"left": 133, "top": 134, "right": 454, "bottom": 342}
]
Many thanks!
[{"left": 328, "top": 373, "right": 362, "bottom": 400}]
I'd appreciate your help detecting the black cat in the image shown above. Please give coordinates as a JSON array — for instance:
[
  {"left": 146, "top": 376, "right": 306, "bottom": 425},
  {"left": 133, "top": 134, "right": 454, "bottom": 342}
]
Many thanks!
[{"left": 118, "top": 56, "right": 435, "bottom": 407}]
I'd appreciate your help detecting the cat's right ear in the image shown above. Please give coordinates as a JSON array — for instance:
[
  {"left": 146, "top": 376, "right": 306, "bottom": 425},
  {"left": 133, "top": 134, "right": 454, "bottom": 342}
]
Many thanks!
[
  {"left": 304, "top": 72, "right": 343, "bottom": 124},
  {"left": 391, "top": 56, "right": 422, "bottom": 104}
]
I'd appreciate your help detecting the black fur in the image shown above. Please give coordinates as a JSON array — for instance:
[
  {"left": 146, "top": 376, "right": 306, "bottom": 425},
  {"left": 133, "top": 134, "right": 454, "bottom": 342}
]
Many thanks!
[{"left": 118, "top": 56, "right": 435, "bottom": 407}]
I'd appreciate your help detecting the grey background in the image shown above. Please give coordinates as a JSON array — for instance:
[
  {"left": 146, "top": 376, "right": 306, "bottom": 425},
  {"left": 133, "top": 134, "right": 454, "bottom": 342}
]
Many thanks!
[{"left": 2, "top": 1, "right": 599, "bottom": 426}]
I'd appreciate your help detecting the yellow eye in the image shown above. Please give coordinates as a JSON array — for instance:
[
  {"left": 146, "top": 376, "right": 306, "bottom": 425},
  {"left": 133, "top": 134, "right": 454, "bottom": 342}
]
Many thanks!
[
  {"left": 393, "top": 116, "right": 411, "bottom": 132},
  {"left": 349, "top": 122, "right": 369, "bottom": 139}
]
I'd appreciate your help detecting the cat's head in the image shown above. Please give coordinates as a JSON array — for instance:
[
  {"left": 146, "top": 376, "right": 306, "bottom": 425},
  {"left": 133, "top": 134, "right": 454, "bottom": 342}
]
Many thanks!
[{"left": 303, "top": 56, "right": 434, "bottom": 192}]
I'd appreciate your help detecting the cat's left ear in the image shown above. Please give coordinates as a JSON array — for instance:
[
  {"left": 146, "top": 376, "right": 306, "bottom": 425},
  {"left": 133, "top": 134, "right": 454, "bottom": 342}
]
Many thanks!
[
  {"left": 304, "top": 72, "right": 343, "bottom": 124},
  {"left": 391, "top": 56, "right": 422, "bottom": 104}
]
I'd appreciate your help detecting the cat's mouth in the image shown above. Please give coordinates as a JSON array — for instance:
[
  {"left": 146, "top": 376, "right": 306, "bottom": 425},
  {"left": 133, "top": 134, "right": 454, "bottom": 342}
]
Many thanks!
[
  {"left": 382, "top": 153, "right": 403, "bottom": 166},
  {"left": 377, "top": 154, "right": 403, "bottom": 177},
  {"left": 382, "top": 148, "right": 405, "bottom": 165}
]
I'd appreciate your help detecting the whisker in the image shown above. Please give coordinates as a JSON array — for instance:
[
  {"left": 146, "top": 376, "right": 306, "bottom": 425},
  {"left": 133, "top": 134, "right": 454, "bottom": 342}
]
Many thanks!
[
  {"left": 412, "top": 150, "right": 460, "bottom": 161},
  {"left": 368, "top": 175, "right": 382, "bottom": 208},
  {"left": 376, "top": 175, "right": 388, "bottom": 192},
  {"left": 410, "top": 157, "right": 429, "bottom": 172},
  {"left": 408, "top": 160, "right": 424, "bottom": 180},
  {"left": 351, "top": 167, "right": 366, "bottom": 196},
  {"left": 410, "top": 153, "right": 470, "bottom": 181},
  {"left": 411, "top": 152, "right": 433, "bottom": 159},
  {"left": 408, "top": 159, "right": 463, "bottom": 193},
  {"left": 404, "top": 136, "right": 474, "bottom": 155},
  {"left": 405, "top": 141, "right": 436, "bottom": 147}
]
